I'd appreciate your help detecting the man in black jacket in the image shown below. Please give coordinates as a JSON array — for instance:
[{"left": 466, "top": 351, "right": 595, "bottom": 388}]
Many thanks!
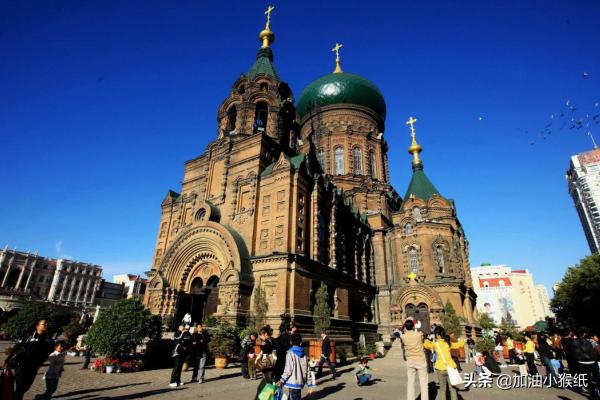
[
  {"left": 169, "top": 324, "right": 192, "bottom": 387},
  {"left": 7, "top": 319, "right": 54, "bottom": 400},
  {"left": 317, "top": 329, "right": 339, "bottom": 379},
  {"left": 190, "top": 323, "right": 210, "bottom": 383},
  {"left": 572, "top": 331, "right": 600, "bottom": 399}
]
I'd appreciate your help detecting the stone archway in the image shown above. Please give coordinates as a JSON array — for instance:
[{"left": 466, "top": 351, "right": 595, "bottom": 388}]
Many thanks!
[
  {"left": 144, "top": 221, "right": 253, "bottom": 324},
  {"left": 390, "top": 283, "right": 444, "bottom": 332}
]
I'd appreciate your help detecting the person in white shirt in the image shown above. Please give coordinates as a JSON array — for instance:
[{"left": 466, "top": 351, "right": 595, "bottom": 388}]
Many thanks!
[{"left": 34, "top": 340, "right": 66, "bottom": 400}]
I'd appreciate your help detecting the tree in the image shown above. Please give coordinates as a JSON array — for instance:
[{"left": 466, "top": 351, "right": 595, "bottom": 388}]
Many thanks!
[
  {"left": 552, "top": 253, "right": 600, "bottom": 333},
  {"left": 478, "top": 312, "right": 496, "bottom": 335},
  {"left": 61, "top": 317, "right": 86, "bottom": 347},
  {"left": 247, "top": 286, "right": 268, "bottom": 333},
  {"left": 313, "top": 282, "right": 331, "bottom": 333},
  {"left": 499, "top": 311, "right": 518, "bottom": 339},
  {"left": 441, "top": 301, "right": 462, "bottom": 337},
  {"left": 1, "top": 302, "right": 71, "bottom": 341},
  {"left": 86, "top": 299, "right": 161, "bottom": 357}
]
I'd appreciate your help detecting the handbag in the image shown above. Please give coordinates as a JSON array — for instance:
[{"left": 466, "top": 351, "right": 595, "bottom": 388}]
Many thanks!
[
  {"left": 436, "top": 341, "right": 463, "bottom": 387},
  {"left": 0, "top": 367, "right": 15, "bottom": 400},
  {"left": 255, "top": 351, "right": 277, "bottom": 371},
  {"left": 258, "top": 383, "right": 278, "bottom": 400}
]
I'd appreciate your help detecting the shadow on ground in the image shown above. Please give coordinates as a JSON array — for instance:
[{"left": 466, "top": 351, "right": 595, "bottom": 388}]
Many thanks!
[{"left": 53, "top": 382, "right": 151, "bottom": 398}]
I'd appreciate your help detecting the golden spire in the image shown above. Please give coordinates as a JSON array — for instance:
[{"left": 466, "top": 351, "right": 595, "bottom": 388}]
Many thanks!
[
  {"left": 406, "top": 116, "right": 423, "bottom": 168},
  {"left": 332, "top": 43, "right": 343, "bottom": 73},
  {"left": 259, "top": 5, "right": 276, "bottom": 48}
]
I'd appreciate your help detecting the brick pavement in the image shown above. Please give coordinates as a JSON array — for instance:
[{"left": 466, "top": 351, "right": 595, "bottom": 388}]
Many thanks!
[{"left": 16, "top": 353, "right": 592, "bottom": 400}]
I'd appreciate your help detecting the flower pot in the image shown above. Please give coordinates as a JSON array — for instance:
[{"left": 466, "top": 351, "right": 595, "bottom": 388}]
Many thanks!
[
  {"left": 368, "top": 353, "right": 377, "bottom": 360},
  {"left": 106, "top": 366, "right": 114, "bottom": 374},
  {"left": 214, "top": 356, "right": 228, "bottom": 369}
]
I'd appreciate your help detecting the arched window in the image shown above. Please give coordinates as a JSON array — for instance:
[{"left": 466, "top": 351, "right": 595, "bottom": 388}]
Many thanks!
[
  {"left": 436, "top": 246, "right": 445, "bottom": 273},
  {"left": 317, "top": 150, "right": 325, "bottom": 171},
  {"left": 254, "top": 102, "right": 268, "bottom": 133},
  {"left": 334, "top": 147, "right": 345, "bottom": 175},
  {"left": 404, "top": 223, "right": 413, "bottom": 234},
  {"left": 226, "top": 105, "right": 237, "bottom": 132},
  {"left": 353, "top": 147, "right": 363, "bottom": 175},
  {"left": 412, "top": 207, "right": 422, "bottom": 222},
  {"left": 369, "top": 151, "right": 377, "bottom": 179},
  {"left": 409, "top": 247, "right": 418, "bottom": 273}
]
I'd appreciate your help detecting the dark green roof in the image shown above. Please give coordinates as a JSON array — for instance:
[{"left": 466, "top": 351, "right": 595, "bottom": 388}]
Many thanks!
[
  {"left": 247, "top": 48, "right": 280, "bottom": 81},
  {"left": 403, "top": 166, "right": 440, "bottom": 201},
  {"left": 296, "top": 72, "right": 386, "bottom": 120},
  {"left": 261, "top": 153, "right": 305, "bottom": 176},
  {"left": 167, "top": 190, "right": 180, "bottom": 200}
]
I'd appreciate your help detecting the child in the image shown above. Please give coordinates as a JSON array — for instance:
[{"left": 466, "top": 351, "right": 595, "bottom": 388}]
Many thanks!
[
  {"left": 354, "top": 357, "right": 373, "bottom": 386},
  {"left": 474, "top": 352, "right": 484, "bottom": 375},
  {"left": 35, "top": 340, "right": 66, "bottom": 400},
  {"left": 278, "top": 334, "right": 308, "bottom": 400},
  {"left": 307, "top": 358, "right": 317, "bottom": 394}
]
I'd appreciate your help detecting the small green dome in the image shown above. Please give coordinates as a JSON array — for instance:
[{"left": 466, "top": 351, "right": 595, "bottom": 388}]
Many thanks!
[{"left": 296, "top": 72, "right": 386, "bottom": 121}]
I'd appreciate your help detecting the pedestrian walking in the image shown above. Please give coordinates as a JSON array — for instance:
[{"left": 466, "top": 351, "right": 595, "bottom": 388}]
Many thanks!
[
  {"left": 34, "top": 340, "right": 66, "bottom": 400},
  {"left": 240, "top": 332, "right": 257, "bottom": 379},
  {"left": 537, "top": 334, "right": 558, "bottom": 381},
  {"left": 354, "top": 357, "right": 373, "bottom": 386},
  {"left": 506, "top": 335, "right": 516, "bottom": 365},
  {"left": 317, "top": 329, "right": 339, "bottom": 379},
  {"left": 401, "top": 319, "right": 428, "bottom": 400},
  {"left": 254, "top": 326, "right": 277, "bottom": 400},
  {"left": 572, "top": 331, "right": 600, "bottom": 398},
  {"left": 524, "top": 334, "right": 538, "bottom": 375},
  {"left": 277, "top": 334, "right": 309, "bottom": 400},
  {"left": 169, "top": 324, "right": 191, "bottom": 387},
  {"left": 466, "top": 337, "right": 475, "bottom": 363},
  {"left": 494, "top": 332, "right": 507, "bottom": 367},
  {"left": 481, "top": 350, "right": 501, "bottom": 375},
  {"left": 423, "top": 327, "right": 464, "bottom": 400},
  {"left": 6, "top": 319, "right": 54, "bottom": 400},
  {"left": 190, "top": 323, "right": 209, "bottom": 383}
]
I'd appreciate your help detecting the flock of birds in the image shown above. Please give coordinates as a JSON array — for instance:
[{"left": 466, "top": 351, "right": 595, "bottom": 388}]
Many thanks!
[{"left": 477, "top": 72, "right": 600, "bottom": 147}]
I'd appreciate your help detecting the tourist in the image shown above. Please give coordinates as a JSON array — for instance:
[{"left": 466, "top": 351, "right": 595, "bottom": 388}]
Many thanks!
[
  {"left": 494, "top": 332, "right": 507, "bottom": 367},
  {"left": 6, "top": 319, "right": 54, "bottom": 400},
  {"left": 182, "top": 313, "right": 192, "bottom": 329},
  {"left": 572, "top": 330, "right": 600, "bottom": 398},
  {"left": 401, "top": 319, "right": 428, "bottom": 400},
  {"left": 354, "top": 357, "right": 373, "bottom": 386},
  {"left": 551, "top": 333, "right": 565, "bottom": 373},
  {"left": 536, "top": 334, "right": 558, "bottom": 381},
  {"left": 481, "top": 350, "right": 501, "bottom": 375},
  {"left": 240, "top": 331, "right": 257, "bottom": 379},
  {"left": 307, "top": 358, "right": 317, "bottom": 395},
  {"left": 256, "top": 325, "right": 277, "bottom": 383},
  {"left": 563, "top": 331, "right": 579, "bottom": 374},
  {"left": 449, "top": 332, "right": 463, "bottom": 372},
  {"left": 524, "top": 334, "right": 538, "bottom": 375},
  {"left": 474, "top": 352, "right": 484, "bottom": 376},
  {"left": 34, "top": 340, "right": 66, "bottom": 400},
  {"left": 505, "top": 334, "right": 516, "bottom": 365},
  {"left": 277, "top": 334, "right": 309, "bottom": 400},
  {"left": 275, "top": 323, "right": 297, "bottom": 380},
  {"left": 515, "top": 349, "right": 528, "bottom": 376},
  {"left": 317, "top": 329, "right": 339, "bottom": 379},
  {"left": 190, "top": 323, "right": 209, "bottom": 384},
  {"left": 466, "top": 337, "right": 475, "bottom": 363},
  {"left": 169, "top": 324, "right": 191, "bottom": 387},
  {"left": 423, "top": 326, "right": 464, "bottom": 400}
]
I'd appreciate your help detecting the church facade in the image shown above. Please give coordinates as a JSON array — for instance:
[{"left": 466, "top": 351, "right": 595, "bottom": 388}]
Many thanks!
[{"left": 143, "top": 10, "right": 478, "bottom": 340}]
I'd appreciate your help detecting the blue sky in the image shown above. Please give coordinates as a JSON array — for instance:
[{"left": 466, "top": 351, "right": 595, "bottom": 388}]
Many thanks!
[{"left": 1, "top": 0, "right": 599, "bottom": 293}]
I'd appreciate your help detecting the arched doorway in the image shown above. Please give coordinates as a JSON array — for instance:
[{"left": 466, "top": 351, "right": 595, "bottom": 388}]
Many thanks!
[{"left": 405, "top": 302, "right": 431, "bottom": 334}]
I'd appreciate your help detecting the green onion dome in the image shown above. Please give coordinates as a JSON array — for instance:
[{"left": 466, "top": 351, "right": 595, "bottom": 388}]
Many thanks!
[{"left": 296, "top": 72, "right": 386, "bottom": 121}]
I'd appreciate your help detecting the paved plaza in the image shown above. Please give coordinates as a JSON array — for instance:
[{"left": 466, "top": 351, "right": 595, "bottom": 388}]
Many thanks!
[{"left": 3, "top": 341, "right": 589, "bottom": 400}]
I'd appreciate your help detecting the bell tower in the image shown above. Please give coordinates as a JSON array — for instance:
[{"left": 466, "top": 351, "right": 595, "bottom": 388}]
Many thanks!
[{"left": 216, "top": 5, "right": 297, "bottom": 150}]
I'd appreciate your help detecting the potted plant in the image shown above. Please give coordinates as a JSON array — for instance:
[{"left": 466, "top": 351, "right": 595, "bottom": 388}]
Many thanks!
[
  {"left": 208, "top": 323, "right": 239, "bottom": 369},
  {"left": 366, "top": 343, "right": 378, "bottom": 360}
]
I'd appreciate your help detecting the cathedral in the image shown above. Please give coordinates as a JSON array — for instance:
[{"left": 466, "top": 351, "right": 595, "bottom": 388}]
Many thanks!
[{"left": 143, "top": 8, "right": 478, "bottom": 341}]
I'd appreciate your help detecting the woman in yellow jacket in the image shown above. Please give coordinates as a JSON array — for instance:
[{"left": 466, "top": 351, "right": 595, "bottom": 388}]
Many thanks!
[{"left": 423, "top": 327, "right": 465, "bottom": 400}]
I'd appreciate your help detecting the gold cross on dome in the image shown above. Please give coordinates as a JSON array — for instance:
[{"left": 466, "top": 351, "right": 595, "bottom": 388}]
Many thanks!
[
  {"left": 408, "top": 272, "right": 417, "bottom": 281},
  {"left": 265, "top": 5, "right": 275, "bottom": 29},
  {"left": 332, "top": 43, "right": 343, "bottom": 73},
  {"left": 406, "top": 116, "right": 417, "bottom": 138}
]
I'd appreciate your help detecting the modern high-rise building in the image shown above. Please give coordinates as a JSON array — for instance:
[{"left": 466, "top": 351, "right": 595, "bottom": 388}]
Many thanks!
[
  {"left": 471, "top": 264, "right": 549, "bottom": 328},
  {"left": 566, "top": 147, "right": 600, "bottom": 253}
]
